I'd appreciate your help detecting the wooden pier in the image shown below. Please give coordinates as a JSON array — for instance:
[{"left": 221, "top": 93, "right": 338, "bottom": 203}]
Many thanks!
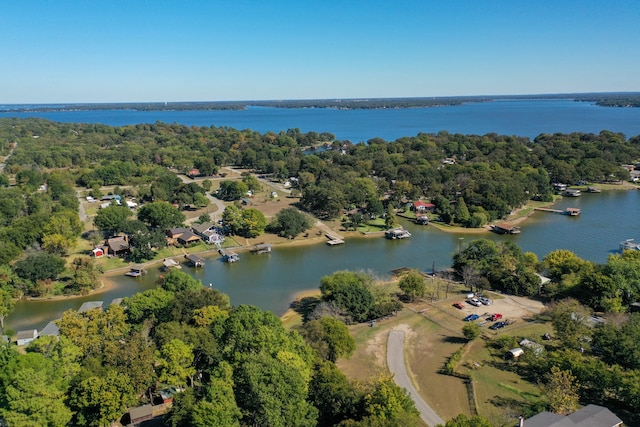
[
  {"left": 325, "top": 233, "right": 345, "bottom": 246},
  {"left": 534, "top": 207, "right": 581, "bottom": 216}
]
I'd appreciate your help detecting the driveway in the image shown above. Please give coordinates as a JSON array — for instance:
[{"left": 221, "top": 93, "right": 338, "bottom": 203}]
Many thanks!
[{"left": 387, "top": 329, "right": 445, "bottom": 427}]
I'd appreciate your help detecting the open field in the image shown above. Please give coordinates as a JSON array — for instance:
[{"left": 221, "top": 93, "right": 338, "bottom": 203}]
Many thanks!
[{"left": 332, "top": 288, "right": 548, "bottom": 425}]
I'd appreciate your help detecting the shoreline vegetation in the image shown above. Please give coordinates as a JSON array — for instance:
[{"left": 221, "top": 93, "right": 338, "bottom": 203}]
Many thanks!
[{"left": 2, "top": 92, "right": 640, "bottom": 112}]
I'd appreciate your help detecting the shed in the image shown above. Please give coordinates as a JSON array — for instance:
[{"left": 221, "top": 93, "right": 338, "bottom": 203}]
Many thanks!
[
  {"left": 91, "top": 247, "right": 104, "bottom": 258},
  {"left": 505, "top": 348, "right": 524, "bottom": 360},
  {"left": 16, "top": 329, "right": 38, "bottom": 346}
]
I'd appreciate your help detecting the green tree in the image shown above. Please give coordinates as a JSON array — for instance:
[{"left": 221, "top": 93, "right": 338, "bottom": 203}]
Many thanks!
[
  {"left": 69, "top": 256, "right": 100, "bottom": 294},
  {"left": 1, "top": 353, "right": 72, "bottom": 427},
  {"left": 361, "top": 375, "right": 420, "bottom": 423},
  {"left": 398, "top": 269, "right": 426, "bottom": 302},
  {"left": 240, "top": 208, "right": 267, "bottom": 238},
  {"left": 385, "top": 203, "right": 397, "bottom": 229},
  {"left": 234, "top": 352, "right": 318, "bottom": 427},
  {"left": 124, "top": 288, "right": 175, "bottom": 324},
  {"left": 299, "top": 317, "right": 355, "bottom": 362},
  {"left": 137, "top": 201, "right": 186, "bottom": 229},
  {"left": 68, "top": 369, "right": 135, "bottom": 427},
  {"left": 309, "top": 361, "right": 359, "bottom": 426},
  {"left": 462, "top": 322, "right": 481, "bottom": 341},
  {"left": 192, "top": 362, "right": 242, "bottom": 427},
  {"left": 0, "top": 289, "right": 15, "bottom": 332},
  {"left": 548, "top": 298, "right": 593, "bottom": 350},
  {"left": 269, "top": 207, "right": 312, "bottom": 238},
  {"left": 14, "top": 251, "right": 65, "bottom": 283},
  {"left": 455, "top": 197, "right": 471, "bottom": 226},
  {"left": 92, "top": 204, "right": 132, "bottom": 235},
  {"left": 436, "top": 413, "right": 493, "bottom": 427},
  {"left": 544, "top": 366, "right": 580, "bottom": 415},
  {"left": 161, "top": 269, "right": 202, "bottom": 292},
  {"left": 222, "top": 205, "right": 243, "bottom": 235},
  {"left": 218, "top": 180, "right": 248, "bottom": 201},
  {"left": 156, "top": 339, "right": 196, "bottom": 388}
]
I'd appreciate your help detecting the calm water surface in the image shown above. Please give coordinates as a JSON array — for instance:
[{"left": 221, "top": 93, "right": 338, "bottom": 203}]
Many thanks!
[
  {"left": 3, "top": 100, "right": 640, "bottom": 141},
  {"left": 9, "top": 190, "right": 639, "bottom": 332}
]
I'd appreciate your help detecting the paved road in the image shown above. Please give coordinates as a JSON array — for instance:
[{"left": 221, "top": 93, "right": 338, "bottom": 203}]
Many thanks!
[
  {"left": 175, "top": 173, "right": 226, "bottom": 223},
  {"left": 387, "top": 330, "right": 445, "bottom": 427}
]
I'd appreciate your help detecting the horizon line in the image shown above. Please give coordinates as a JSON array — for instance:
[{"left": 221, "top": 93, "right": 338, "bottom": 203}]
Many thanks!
[{"left": 2, "top": 91, "right": 640, "bottom": 106}]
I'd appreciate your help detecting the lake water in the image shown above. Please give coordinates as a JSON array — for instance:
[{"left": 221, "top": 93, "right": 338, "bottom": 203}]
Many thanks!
[
  {"left": 3, "top": 99, "right": 640, "bottom": 141},
  {"left": 5, "top": 100, "right": 640, "bottom": 331},
  {"left": 9, "top": 190, "right": 639, "bottom": 332}
]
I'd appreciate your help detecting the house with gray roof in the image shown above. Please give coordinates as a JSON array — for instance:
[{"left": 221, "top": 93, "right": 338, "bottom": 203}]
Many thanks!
[{"left": 524, "top": 404, "right": 622, "bottom": 427}]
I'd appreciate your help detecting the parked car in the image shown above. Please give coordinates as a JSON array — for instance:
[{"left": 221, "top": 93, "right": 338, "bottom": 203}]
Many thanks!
[
  {"left": 463, "top": 314, "right": 480, "bottom": 322},
  {"left": 488, "top": 313, "right": 503, "bottom": 321},
  {"left": 489, "top": 321, "right": 508, "bottom": 330},
  {"left": 467, "top": 298, "right": 482, "bottom": 307},
  {"left": 453, "top": 302, "right": 465, "bottom": 310},
  {"left": 478, "top": 297, "right": 492, "bottom": 305}
]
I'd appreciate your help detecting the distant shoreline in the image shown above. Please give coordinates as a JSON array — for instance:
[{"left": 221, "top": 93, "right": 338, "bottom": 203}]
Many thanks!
[{"left": 3, "top": 92, "right": 640, "bottom": 113}]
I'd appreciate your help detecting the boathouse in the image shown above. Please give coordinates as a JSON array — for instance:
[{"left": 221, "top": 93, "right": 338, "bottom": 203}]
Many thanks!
[
  {"left": 222, "top": 250, "right": 239, "bottom": 263},
  {"left": 185, "top": 253, "right": 205, "bottom": 267},
  {"left": 253, "top": 243, "right": 272, "bottom": 254},
  {"left": 385, "top": 228, "right": 412, "bottom": 239},
  {"left": 125, "top": 265, "right": 146, "bottom": 277},
  {"left": 162, "top": 258, "right": 181, "bottom": 271},
  {"left": 563, "top": 188, "right": 582, "bottom": 197},
  {"left": 564, "top": 207, "right": 581, "bottom": 216},
  {"left": 491, "top": 223, "right": 521, "bottom": 234}
]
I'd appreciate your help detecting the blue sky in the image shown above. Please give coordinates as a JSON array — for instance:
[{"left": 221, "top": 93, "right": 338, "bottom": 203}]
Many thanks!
[{"left": 2, "top": 0, "right": 639, "bottom": 103}]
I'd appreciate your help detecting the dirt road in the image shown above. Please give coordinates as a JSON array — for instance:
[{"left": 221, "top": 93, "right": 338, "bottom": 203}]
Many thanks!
[{"left": 388, "top": 330, "right": 445, "bottom": 427}]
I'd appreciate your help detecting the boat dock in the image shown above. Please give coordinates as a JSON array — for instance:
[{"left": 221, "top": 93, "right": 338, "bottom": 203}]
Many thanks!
[
  {"left": 534, "top": 207, "right": 581, "bottom": 216},
  {"left": 325, "top": 233, "right": 345, "bottom": 246},
  {"left": 385, "top": 228, "right": 412, "bottom": 239}
]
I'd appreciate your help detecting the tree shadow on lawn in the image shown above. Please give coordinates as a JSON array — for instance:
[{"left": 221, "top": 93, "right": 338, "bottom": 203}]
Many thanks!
[
  {"left": 440, "top": 335, "right": 468, "bottom": 345},
  {"left": 290, "top": 296, "right": 322, "bottom": 321}
]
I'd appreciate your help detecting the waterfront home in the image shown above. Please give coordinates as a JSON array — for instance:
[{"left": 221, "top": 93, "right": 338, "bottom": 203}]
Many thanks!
[
  {"left": 39, "top": 320, "right": 60, "bottom": 337},
  {"left": 192, "top": 222, "right": 224, "bottom": 244},
  {"left": 412, "top": 200, "right": 435, "bottom": 212},
  {"left": 524, "top": 404, "right": 622, "bottom": 427},
  {"left": 16, "top": 329, "right": 38, "bottom": 346},
  {"left": 106, "top": 236, "right": 130, "bottom": 256},
  {"left": 491, "top": 223, "right": 521, "bottom": 234},
  {"left": 176, "top": 230, "right": 200, "bottom": 246},
  {"left": 166, "top": 227, "right": 191, "bottom": 243}
]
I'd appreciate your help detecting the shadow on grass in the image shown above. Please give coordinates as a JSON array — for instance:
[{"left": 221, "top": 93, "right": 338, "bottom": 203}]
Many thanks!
[
  {"left": 441, "top": 335, "right": 468, "bottom": 344},
  {"left": 290, "top": 296, "right": 322, "bottom": 322}
]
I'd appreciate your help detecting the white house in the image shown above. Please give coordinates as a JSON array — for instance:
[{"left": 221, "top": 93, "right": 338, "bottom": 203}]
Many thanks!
[{"left": 16, "top": 329, "right": 38, "bottom": 346}]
